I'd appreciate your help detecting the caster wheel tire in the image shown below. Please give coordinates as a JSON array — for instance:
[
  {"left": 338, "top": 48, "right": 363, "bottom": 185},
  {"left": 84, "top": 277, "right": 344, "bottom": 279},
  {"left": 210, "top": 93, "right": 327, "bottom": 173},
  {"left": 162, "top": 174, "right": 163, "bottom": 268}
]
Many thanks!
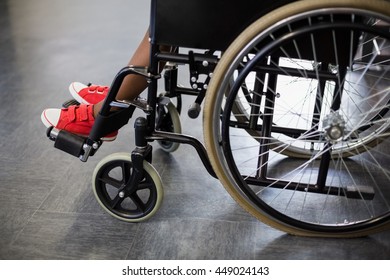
[
  {"left": 92, "top": 153, "right": 164, "bottom": 222},
  {"left": 156, "top": 98, "right": 182, "bottom": 153}
]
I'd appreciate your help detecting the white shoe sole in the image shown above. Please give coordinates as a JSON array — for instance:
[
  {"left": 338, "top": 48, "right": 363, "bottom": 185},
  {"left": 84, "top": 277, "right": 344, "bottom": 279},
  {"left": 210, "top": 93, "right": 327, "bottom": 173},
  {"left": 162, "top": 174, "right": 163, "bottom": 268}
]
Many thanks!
[
  {"left": 41, "top": 108, "right": 60, "bottom": 128},
  {"left": 69, "top": 82, "right": 90, "bottom": 104}
]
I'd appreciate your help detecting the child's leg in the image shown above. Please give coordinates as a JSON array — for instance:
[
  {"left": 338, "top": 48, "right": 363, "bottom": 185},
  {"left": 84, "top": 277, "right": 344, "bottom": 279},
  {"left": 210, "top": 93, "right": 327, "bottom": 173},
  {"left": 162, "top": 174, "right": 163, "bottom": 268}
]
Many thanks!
[{"left": 93, "top": 29, "right": 151, "bottom": 117}]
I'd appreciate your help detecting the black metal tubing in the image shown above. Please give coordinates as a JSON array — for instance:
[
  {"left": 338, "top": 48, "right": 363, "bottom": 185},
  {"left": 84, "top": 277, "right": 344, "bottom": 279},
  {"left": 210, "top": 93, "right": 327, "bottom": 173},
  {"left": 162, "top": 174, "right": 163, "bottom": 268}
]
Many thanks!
[
  {"left": 244, "top": 176, "right": 375, "bottom": 200},
  {"left": 228, "top": 120, "right": 319, "bottom": 139},
  {"left": 174, "top": 86, "right": 200, "bottom": 96},
  {"left": 145, "top": 41, "right": 218, "bottom": 179},
  {"left": 88, "top": 66, "right": 154, "bottom": 143},
  {"left": 164, "top": 66, "right": 201, "bottom": 97},
  {"left": 316, "top": 143, "right": 332, "bottom": 189},
  {"left": 148, "top": 131, "right": 217, "bottom": 178},
  {"left": 253, "top": 64, "right": 338, "bottom": 81},
  {"left": 155, "top": 52, "right": 219, "bottom": 65},
  {"left": 147, "top": 43, "right": 161, "bottom": 133},
  {"left": 257, "top": 72, "right": 277, "bottom": 179},
  {"left": 100, "top": 66, "right": 152, "bottom": 116}
]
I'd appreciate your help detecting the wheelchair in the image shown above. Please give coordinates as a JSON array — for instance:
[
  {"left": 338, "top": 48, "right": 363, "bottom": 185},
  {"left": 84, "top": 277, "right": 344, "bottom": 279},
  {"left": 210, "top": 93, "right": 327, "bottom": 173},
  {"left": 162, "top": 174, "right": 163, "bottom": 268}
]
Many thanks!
[{"left": 46, "top": 0, "right": 390, "bottom": 237}]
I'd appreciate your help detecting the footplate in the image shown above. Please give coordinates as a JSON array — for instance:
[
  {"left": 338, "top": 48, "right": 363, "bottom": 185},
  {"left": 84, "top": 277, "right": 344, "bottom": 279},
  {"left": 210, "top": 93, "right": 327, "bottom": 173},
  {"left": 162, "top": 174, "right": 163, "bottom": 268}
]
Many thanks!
[{"left": 46, "top": 127, "right": 100, "bottom": 161}]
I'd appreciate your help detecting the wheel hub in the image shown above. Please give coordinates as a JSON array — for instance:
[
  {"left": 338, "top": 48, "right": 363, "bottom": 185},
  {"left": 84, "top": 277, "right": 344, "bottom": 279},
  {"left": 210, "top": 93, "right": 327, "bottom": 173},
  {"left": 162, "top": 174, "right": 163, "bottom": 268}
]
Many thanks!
[{"left": 323, "top": 111, "right": 346, "bottom": 143}]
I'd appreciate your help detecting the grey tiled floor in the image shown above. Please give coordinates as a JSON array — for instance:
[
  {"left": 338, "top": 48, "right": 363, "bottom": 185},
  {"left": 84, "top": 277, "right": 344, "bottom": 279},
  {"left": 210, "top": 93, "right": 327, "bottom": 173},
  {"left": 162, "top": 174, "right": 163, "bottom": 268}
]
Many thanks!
[{"left": 1, "top": 0, "right": 390, "bottom": 260}]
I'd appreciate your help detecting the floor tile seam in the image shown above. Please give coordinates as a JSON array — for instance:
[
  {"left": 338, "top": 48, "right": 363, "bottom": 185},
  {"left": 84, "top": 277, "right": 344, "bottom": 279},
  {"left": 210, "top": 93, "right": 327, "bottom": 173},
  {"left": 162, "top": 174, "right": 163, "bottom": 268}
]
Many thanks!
[
  {"left": 10, "top": 208, "right": 108, "bottom": 245},
  {"left": 34, "top": 179, "right": 62, "bottom": 214},
  {"left": 32, "top": 208, "right": 110, "bottom": 217},
  {"left": 124, "top": 224, "right": 142, "bottom": 260},
  {"left": 9, "top": 184, "right": 58, "bottom": 247},
  {"left": 32, "top": 163, "right": 99, "bottom": 217},
  {"left": 151, "top": 216, "right": 257, "bottom": 225},
  {"left": 155, "top": 162, "right": 168, "bottom": 178}
]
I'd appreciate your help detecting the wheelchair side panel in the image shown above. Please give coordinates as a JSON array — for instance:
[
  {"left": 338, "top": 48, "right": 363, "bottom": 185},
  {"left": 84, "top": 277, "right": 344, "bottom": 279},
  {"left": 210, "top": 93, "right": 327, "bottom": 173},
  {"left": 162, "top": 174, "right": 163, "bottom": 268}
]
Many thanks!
[{"left": 150, "top": 0, "right": 297, "bottom": 50}]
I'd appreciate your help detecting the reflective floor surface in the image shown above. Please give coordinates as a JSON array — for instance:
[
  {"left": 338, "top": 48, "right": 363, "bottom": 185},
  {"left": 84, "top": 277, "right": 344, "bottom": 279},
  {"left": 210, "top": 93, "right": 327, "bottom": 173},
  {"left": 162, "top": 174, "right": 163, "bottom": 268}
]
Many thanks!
[{"left": 0, "top": 0, "right": 389, "bottom": 259}]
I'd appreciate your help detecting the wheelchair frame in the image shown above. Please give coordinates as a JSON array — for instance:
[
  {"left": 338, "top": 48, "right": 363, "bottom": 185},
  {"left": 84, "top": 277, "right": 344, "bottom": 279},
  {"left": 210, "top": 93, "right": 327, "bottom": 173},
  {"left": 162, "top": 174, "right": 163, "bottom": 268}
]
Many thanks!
[{"left": 46, "top": 0, "right": 390, "bottom": 237}]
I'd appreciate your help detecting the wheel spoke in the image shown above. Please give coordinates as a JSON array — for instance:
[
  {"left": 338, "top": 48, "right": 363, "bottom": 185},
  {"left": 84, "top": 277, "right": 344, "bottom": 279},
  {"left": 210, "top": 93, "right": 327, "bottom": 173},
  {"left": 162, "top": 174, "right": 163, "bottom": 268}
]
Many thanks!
[
  {"left": 129, "top": 193, "right": 146, "bottom": 212},
  {"left": 98, "top": 175, "right": 122, "bottom": 189},
  {"left": 110, "top": 194, "right": 125, "bottom": 209}
]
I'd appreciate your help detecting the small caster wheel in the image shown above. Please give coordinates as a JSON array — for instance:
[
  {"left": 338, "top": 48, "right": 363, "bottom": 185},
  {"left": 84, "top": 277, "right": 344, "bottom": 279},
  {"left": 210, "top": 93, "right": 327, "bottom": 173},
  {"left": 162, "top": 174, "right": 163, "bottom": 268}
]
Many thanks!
[
  {"left": 165, "top": 94, "right": 182, "bottom": 115},
  {"left": 156, "top": 96, "right": 182, "bottom": 153},
  {"left": 92, "top": 152, "right": 163, "bottom": 222}
]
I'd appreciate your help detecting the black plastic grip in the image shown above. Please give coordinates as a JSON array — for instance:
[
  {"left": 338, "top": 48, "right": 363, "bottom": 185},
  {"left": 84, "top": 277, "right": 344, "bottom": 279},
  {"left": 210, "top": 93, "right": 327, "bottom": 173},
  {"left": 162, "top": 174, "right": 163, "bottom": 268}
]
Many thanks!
[{"left": 54, "top": 130, "right": 86, "bottom": 157}]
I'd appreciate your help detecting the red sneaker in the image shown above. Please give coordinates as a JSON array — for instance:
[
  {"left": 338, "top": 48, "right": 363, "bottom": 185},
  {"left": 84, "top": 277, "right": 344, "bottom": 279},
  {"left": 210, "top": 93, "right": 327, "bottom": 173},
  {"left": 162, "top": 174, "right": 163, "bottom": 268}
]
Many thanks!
[
  {"left": 69, "top": 82, "right": 108, "bottom": 105},
  {"left": 41, "top": 104, "right": 117, "bottom": 141}
]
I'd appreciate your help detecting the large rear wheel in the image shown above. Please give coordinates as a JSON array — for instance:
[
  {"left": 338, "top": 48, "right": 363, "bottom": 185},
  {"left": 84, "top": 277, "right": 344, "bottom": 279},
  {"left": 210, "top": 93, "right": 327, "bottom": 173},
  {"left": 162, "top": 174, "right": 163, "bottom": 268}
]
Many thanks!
[{"left": 204, "top": 0, "right": 390, "bottom": 237}]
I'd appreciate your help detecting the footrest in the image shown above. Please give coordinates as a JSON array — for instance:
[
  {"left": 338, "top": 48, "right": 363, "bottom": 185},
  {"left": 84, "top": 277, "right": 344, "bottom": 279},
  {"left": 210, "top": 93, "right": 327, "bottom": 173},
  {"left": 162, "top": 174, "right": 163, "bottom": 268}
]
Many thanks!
[
  {"left": 46, "top": 127, "right": 100, "bottom": 161},
  {"left": 110, "top": 97, "right": 151, "bottom": 113},
  {"left": 54, "top": 129, "right": 86, "bottom": 157}
]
